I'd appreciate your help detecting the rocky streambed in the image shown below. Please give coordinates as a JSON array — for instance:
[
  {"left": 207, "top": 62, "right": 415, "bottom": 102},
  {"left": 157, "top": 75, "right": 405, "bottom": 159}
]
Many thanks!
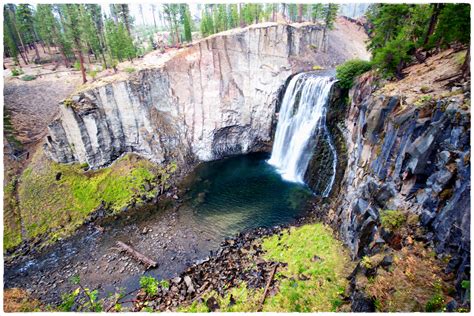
[{"left": 4, "top": 153, "right": 314, "bottom": 306}]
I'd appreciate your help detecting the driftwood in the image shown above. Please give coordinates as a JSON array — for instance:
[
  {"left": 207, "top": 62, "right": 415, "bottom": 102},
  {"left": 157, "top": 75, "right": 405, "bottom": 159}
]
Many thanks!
[
  {"left": 257, "top": 264, "right": 278, "bottom": 312},
  {"left": 116, "top": 241, "right": 157, "bottom": 269},
  {"left": 434, "top": 72, "right": 461, "bottom": 82}
]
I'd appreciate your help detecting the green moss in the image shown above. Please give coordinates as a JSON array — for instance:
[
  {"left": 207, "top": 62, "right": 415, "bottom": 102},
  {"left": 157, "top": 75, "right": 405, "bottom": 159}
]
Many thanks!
[
  {"left": 380, "top": 210, "right": 406, "bottom": 232},
  {"left": 3, "top": 176, "right": 22, "bottom": 251},
  {"left": 16, "top": 152, "right": 175, "bottom": 247},
  {"left": 20, "top": 74, "right": 37, "bottom": 81},
  {"left": 124, "top": 67, "right": 136, "bottom": 73},
  {"left": 63, "top": 98, "right": 74, "bottom": 108},
  {"left": 179, "top": 223, "right": 351, "bottom": 312}
]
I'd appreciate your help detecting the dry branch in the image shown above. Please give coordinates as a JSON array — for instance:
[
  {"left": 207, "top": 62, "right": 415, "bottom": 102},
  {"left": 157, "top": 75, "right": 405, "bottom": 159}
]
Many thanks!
[
  {"left": 116, "top": 241, "right": 157, "bottom": 269},
  {"left": 257, "top": 264, "right": 278, "bottom": 312}
]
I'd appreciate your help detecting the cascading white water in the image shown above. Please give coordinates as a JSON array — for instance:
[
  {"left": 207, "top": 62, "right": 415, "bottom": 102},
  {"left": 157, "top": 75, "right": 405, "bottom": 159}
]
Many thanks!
[{"left": 269, "top": 73, "right": 337, "bottom": 196}]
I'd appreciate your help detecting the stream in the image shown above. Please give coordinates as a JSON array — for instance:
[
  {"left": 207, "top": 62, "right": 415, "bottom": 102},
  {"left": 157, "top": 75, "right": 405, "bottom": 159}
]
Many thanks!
[{"left": 4, "top": 153, "right": 312, "bottom": 305}]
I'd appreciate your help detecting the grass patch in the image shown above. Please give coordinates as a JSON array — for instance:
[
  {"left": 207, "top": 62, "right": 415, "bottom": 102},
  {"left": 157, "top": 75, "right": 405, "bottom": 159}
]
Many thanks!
[
  {"left": 16, "top": 151, "right": 174, "bottom": 247},
  {"left": 3, "top": 288, "right": 43, "bottom": 312},
  {"left": 365, "top": 243, "right": 453, "bottom": 312},
  {"left": 179, "top": 223, "right": 351, "bottom": 312},
  {"left": 124, "top": 67, "right": 136, "bottom": 73},
  {"left": 3, "top": 175, "right": 22, "bottom": 251}
]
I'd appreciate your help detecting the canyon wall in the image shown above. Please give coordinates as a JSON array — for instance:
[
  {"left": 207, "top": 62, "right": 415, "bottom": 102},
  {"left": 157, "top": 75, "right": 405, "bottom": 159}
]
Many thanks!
[
  {"left": 45, "top": 22, "right": 368, "bottom": 169},
  {"left": 319, "top": 72, "right": 470, "bottom": 290}
]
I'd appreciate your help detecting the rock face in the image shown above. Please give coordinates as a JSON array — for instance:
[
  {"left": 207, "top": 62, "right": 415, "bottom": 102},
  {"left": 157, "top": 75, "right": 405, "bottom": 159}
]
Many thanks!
[
  {"left": 319, "top": 72, "right": 470, "bottom": 288},
  {"left": 44, "top": 22, "right": 368, "bottom": 169}
]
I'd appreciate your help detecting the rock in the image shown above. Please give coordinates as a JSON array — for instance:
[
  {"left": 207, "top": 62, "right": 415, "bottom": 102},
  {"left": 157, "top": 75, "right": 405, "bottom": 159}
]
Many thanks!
[
  {"left": 141, "top": 227, "right": 148, "bottom": 235},
  {"left": 445, "top": 299, "right": 458, "bottom": 312},
  {"left": 380, "top": 255, "right": 393, "bottom": 269},
  {"left": 311, "top": 255, "right": 322, "bottom": 262},
  {"left": 184, "top": 275, "right": 195, "bottom": 293},
  {"left": 206, "top": 297, "right": 220, "bottom": 312},
  {"left": 171, "top": 276, "right": 182, "bottom": 284},
  {"left": 173, "top": 195, "right": 179, "bottom": 200},
  {"left": 71, "top": 95, "right": 80, "bottom": 103},
  {"left": 351, "top": 291, "right": 375, "bottom": 312}
]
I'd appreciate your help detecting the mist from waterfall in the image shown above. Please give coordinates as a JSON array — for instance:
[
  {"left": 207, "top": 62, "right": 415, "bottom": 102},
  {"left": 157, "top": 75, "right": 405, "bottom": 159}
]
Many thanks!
[{"left": 268, "top": 73, "right": 337, "bottom": 196}]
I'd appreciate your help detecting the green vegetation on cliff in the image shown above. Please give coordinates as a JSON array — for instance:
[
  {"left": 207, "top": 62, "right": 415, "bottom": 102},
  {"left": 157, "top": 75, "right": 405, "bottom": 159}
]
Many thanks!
[
  {"left": 180, "top": 223, "right": 351, "bottom": 312},
  {"left": 336, "top": 59, "right": 372, "bottom": 89},
  {"left": 5, "top": 151, "right": 176, "bottom": 251}
]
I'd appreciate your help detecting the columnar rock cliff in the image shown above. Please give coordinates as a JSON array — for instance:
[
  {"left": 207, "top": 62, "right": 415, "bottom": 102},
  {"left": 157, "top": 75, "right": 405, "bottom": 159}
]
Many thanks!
[
  {"left": 45, "top": 22, "right": 368, "bottom": 168},
  {"left": 318, "top": 71, "right": 470, "bottom": 290}
]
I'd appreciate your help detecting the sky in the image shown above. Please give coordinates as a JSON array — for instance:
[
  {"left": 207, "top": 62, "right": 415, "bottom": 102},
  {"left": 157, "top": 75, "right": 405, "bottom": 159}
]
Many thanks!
[{"left": 101, "top": 4, "right": 202, "bottom": 27}]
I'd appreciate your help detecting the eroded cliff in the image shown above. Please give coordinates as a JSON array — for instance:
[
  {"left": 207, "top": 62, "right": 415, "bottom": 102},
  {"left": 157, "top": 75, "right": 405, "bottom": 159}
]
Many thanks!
[{"left": 45, "top": 22, "right": 369, "bottom": 169}]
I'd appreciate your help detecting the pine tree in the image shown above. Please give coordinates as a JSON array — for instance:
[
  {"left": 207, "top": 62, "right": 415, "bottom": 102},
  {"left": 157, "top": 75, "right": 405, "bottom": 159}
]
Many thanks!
[
  {"left": 228, "top": 5, "right": 239, "bottom": 28},
  {"left": 320, "top": 4, "right": 339, "bottom": 52},
  {"left": 105, "top": 17, "right": 136, "bottom": 63},
  {"left": 163, "top": 4, "right": 180, "bottom": 45},
  {"left": 62, "top": 4, "right": 87, "bottom": 83},
  {"left": 151, "top": 5, "right": 157, "bottom": 29},
  {"left": 79, "top": 5, "right": 105, "bottom": 67},
  {"left": 311, "top": 4, "right": 324, "bottom": 22},
  {"left": 3, "top": 5, "right": 23, "bottom": 65},
  {"left": 180, "top": 4, "right": 192, "bottom": 43},
  {"left": 16, "top": 4, "right": 41, "bottom": 62}
]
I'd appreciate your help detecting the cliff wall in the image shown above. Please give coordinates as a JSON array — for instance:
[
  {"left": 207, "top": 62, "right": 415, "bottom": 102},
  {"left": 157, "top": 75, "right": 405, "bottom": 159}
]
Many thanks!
[{"left": 45, "top": 22, "right": 368, "bottom": 169}]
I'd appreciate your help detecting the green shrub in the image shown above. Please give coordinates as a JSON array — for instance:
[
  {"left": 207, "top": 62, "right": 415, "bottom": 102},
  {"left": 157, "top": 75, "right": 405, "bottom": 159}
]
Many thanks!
[
  {"left": 380, "top": 210, "right": 406, "bottom": 231},
  {"left": 11, "top": 67, "right": 23, "bottom": 76},
  {"left": 20, "top": 75, "right": 37, "bottom": 81},
  {"left": 372, "top": 35, "right": 413, "bottom": 78},
  {"left": 335, "top": 59, "right": 372, "bottom": 89},
  {"left": 124, "top": 67, "right": 136, "bottom": 73},
  {"left": 73, "top": 60, "right": 81, "bottom": 71},
  {"left": 425, "top": 294, "right": 445, "bottom": 312},
  {"left": 140, "top": 276, "right": 159, "bottom": 296},
  {"left": 87, "top": 69, "right": 98, "bottom": 80}
]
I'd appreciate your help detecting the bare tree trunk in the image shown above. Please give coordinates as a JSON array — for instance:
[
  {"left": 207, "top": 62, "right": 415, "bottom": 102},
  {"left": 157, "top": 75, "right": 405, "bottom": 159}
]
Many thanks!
[
  {"left": 423, "top": 4, "right": 444, "bottom": 46},
  {"left": 151, "top": 5, "right": 157, "bottom": 28},
  {"left": 77, "top": 49, "right": 87, "bottom": 84},
  {"left": 116, "top": 241, "right": 157, "bottom": 269},
  {"left": 298, "top": 4, "right": 303, "bottom": 22},
  {"left": 32, "top": 42, "right": 41, "bottom": 62}
]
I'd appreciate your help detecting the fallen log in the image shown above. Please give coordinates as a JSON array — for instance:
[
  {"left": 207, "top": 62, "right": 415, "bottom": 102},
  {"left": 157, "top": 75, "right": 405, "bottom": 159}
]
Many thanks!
[
  {"left": 257, "top": 264, "right": 278, "bottom": 312},
  {"left": 116, "top": 241, "right": 157, "bottom": 269},
  {"left": 434, "top": 72, "right": 461, "bottom": 82}
]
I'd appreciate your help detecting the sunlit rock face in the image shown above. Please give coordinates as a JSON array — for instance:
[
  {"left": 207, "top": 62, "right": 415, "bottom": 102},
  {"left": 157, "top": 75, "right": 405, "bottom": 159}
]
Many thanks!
[{"left": 44, "top": 22, "right": 368, "bottom": 168}]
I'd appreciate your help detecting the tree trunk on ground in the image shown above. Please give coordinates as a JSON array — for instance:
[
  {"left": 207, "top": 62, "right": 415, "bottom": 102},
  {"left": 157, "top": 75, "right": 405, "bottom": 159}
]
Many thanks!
[{"left": 116, "top": 241, "right": 157, "bottom": 269}]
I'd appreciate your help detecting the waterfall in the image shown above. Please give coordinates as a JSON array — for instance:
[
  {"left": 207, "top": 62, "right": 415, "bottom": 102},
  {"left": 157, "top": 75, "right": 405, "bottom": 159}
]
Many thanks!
[{"left": 268, "top": 73, "right": 337, "bottom": 196}]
